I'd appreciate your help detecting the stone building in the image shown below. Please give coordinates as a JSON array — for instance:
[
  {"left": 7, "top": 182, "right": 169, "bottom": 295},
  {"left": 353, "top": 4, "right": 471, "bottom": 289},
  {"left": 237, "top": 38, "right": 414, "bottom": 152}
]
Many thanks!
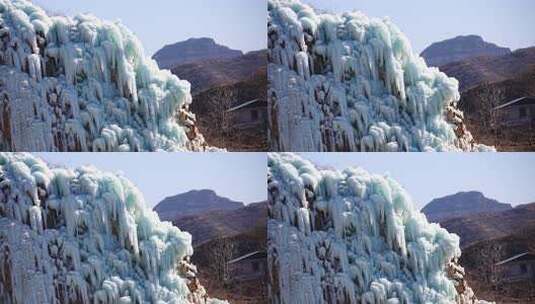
[
  {"left": 495, "top": 252, "right": 535, "bottom": 283},
  {"left": 226, "top": 99, "right": 267, "bottom": 130},
  {"left": 494, "top": 96, "right": 535, "bottom": 127}
]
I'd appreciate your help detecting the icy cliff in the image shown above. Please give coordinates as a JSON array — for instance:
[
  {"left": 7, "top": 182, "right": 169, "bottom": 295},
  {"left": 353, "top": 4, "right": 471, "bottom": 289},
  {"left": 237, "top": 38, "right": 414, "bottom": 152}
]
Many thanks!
[
  {"left": 0, "top": 153, "right": 227, "bottom": 304},
  {"left": 267, "top": 0, "right": 493, "bottom": 152},
  {"left": 267, "top": 153, "right": 491, "bottom": 303},
  {"left": 0, "top": 0, "right": 214, "bottom": 151}
]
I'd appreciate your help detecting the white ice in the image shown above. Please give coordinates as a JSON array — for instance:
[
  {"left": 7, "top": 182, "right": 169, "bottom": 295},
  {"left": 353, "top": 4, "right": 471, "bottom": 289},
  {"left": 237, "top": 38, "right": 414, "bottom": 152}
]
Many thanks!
[
  {"left": 268, "top": 0, "right": 494, "bottom": 152},
  {"left": 267, "top": 153, "right": 492, "bottom": 304},
  {"left": 0, "top": 0, "right": 216, "bottom": 151},
  {"left": 0, "top": 153, "right": 227, "bottom": 304}
]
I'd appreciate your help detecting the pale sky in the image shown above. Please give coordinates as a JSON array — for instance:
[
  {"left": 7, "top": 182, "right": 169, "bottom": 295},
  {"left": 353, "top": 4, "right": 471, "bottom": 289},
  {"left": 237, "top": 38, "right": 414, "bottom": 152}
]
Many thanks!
[
  {"left": 35, "top": 153, "right": 267, "bottom": 208},
  {"left": 305, "top": 0, "right": 535, "bottom": 53},
  {"left": 33, "top": 0, "right": 267, "bottom": 56},
  {"left": 300, "top": 153, "right": 535, "bottom": 209}
]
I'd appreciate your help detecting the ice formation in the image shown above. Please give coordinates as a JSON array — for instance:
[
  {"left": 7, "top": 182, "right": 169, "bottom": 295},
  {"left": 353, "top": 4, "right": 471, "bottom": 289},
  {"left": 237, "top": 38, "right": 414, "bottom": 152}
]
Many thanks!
[
  {"left": 267, "top": 153, "right": 491, "bottom": 304},
  {"left": 0, "top": 153, "right": 227, "bottom": 304},
  {"left": 0, "top": 0, "right": 215, "bottom": 151},
  {"left": 267, "top": 0, "right": 494, "bottom": 152}
]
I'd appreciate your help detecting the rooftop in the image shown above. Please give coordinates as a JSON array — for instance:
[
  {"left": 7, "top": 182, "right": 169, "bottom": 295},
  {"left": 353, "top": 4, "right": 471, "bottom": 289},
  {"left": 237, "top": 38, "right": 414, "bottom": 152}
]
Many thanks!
[
  {"left": 228, "top": 250, "right": 266, "bottom": 264},
  {"left": 494, "top": 96, "right": 535, "bottom": 110},
  {"left": 496, "top": 252, "right": 535, "bottom": 266}
]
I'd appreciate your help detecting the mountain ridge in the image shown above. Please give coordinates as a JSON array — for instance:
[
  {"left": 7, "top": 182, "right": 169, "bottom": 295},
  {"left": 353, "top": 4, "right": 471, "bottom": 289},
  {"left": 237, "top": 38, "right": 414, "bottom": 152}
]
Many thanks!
[
  {"left": 154, "top": 189, "right": 244, "bottom": 221},
  {"left": 152, "top": 37, "right": 243, "bottom": 69},
  {"left": 439, "top": 46, "right": 535, "bottom": 91},
  {"left": 170, "top": 49, "right": 267, "bottom": 94},
  {"left": 439, "top": 202, "right": 535, "bottom": 248},
  {"left": 421, "top": 35, "right": 511, "bottom": 67},
  {"left": 422, "top": 191, "right": 513, "bottom": 222}
]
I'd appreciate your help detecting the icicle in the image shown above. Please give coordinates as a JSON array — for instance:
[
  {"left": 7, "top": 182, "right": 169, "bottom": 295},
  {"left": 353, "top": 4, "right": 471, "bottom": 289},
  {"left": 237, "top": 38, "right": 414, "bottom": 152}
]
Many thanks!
[
  {"left": 0, "top": 152, "right": 227, "bottom": 303},
  {"left": 268, "top": 0, "right": 494, "bottom": 152},
  {"left": 268, "top": 153, "right": 477, "bottom": 304}
]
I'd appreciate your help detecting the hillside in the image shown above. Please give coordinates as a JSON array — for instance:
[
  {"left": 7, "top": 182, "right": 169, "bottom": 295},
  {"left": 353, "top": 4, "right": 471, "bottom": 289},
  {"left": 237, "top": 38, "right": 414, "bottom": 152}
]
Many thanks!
[
  {"left": 439, "top": 47, "right": 535, "bottom": 91},
  {"left": 438, "top": 202, "right": 535, "bottom": 248},
  {"left": 191, "top": 68, "right": 268, "bottom": 151},
  {"left": 422, "top": 191, "right": 512, "bottom": 222},
  {"left": 171, "top": 50, "right": 267, "bottom": 94},
  {"left": 152, "top": 37, "right": 243, "bottom": 69},
  {"left": 171, "top": 201, "right": 267, "bottom": 246},
  {"left": 154, "top": 189, "right": 244, "bottom": 221},
  {"left": 421, "top": 35, "right": 511, "bottom": 68},
  {"left": 461, "top": 221, "right": 535, "bottom": 303}
]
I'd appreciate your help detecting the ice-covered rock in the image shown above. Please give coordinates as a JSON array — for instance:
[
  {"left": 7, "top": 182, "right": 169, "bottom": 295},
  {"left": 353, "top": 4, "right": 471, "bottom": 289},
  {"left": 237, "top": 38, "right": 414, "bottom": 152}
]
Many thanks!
[
  {"left": 0, "top": 0, "right": 216, "bottom": 151},
  {"left": 267, "top": 153, "right": 492, "bottom": 303},
  {"left": 267, "top": 0, "right": 493, "bottom": 152},
  {"left": 0, "top": 153, "right": 227, "bottom": 304}
]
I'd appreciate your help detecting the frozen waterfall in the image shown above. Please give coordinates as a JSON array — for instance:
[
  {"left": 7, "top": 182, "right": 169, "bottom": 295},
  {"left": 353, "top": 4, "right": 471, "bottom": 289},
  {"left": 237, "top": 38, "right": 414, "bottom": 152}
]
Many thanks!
[
  {"left": 267, "top": 0, "right": 494, "bottom": 152},
  {"left": 0, "top": 153, "right": 227, "bottom": 304},
  {"left": 0, "top": 0, "right": 216, "bottom": 151},
  {"left": 267, "top": 153, "right": 492, "bottom": 304}
]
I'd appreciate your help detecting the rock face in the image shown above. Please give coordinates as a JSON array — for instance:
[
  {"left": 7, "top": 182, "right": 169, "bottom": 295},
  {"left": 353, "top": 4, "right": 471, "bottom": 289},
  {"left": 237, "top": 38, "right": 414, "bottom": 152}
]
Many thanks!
[
  {"left": 153, "top": 38, "right": 243, "bottom": 69},
  {"left": 0, "top": 153, "right": 226, "bottom": 304},
  {"left": 0, "top": 0, "right": 214, "bottom": 152},
  {"left": 422, "top": 191, "right": 513, "bottom": 222},
  {"left": 267, "top": 0, "right": 492, "bottom": 152},
  {"left": 154, "top": 189, "right": 244, "bottom": 222},
  {"left": 267, "top": 153, "right": 490, "bottom": 304},
  {"left": 421, "top": 35, "right": 511, "bottom": 67}
]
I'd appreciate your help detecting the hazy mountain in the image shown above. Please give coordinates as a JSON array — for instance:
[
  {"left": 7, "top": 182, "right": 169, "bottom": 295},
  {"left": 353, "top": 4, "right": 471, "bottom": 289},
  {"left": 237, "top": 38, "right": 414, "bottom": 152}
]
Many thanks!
[
  {"left": 154, "top": 189, "right": 244, "bottom": 221},
  {"left": 421, "top": 35, "right": 511, "bottom": 67},
  {"left": 152, "top": 37, "right": 243, "bottom": 69},
  {"left": 170, "top": 49, "right": 267, "bottom": 94},
  {"left": 439, "top": 202, "right": 535, "bottom": 248},
  {"left": 422, "top": 191, "right": 512, "bottom": 222}
]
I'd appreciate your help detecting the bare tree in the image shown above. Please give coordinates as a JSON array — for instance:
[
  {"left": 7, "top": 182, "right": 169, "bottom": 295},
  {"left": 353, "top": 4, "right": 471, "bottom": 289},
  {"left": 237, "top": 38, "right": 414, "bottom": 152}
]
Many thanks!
[
  {"left": 477, "top": 242, "right": 505, "bottom": 293},
  {"left": 477, "top": 83, "right": 504, "bottom": 145},
  {"left": 207, "top": 87, "right": 235, "bottom": 137},
  {"left": 208, "top": 235, "right": 237, "bottom": 285}
]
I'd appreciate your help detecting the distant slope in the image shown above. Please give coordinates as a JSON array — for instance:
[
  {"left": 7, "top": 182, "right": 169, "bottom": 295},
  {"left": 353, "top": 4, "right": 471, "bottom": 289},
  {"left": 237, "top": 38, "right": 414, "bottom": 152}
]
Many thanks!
[
  {"left": 152, "top": 37, "right": 243, "bottom": 69},
  {"left": 439, "top": 202, "right": 535, "bottom": 248},
  {"left": 171, "top": 50, "right": 267, "bottom": 94},
  {"left": 172, "top": 201, "right": 267, "bottom": 245},
  {"left": 154, "top": 189, "right": 244, "bottom": 221},
  {"left": 459, "top": 66, "right": 535, "bottom": 116},
  {"left": 439, "top": 47, "right": 535, "bottom": 91},
  {"left": 422, "top": 191, "right": 512, "bottom": 222},
  {"left": 421, "top": 35, "right": 511, "bottom": 67}
]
